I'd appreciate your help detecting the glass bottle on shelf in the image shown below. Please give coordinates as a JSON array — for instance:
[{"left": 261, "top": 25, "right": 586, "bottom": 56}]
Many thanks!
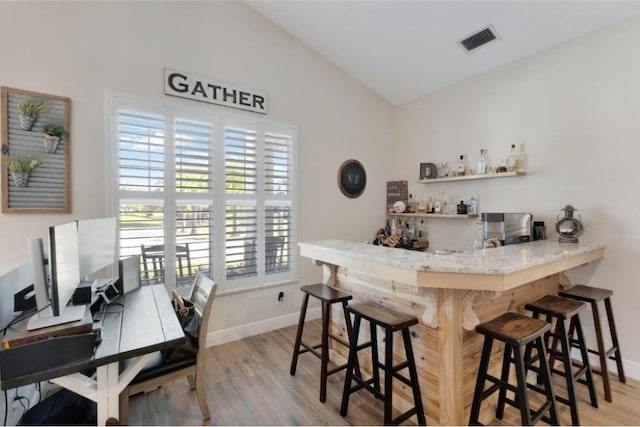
[
  {"left": 468, "top": 195, "right": 479, "bottom": 215},
  {"left": 476, "top": 149, "right": 487, "bottom": 175},
  {"left": 417, "top": 196, "right": 426, "bottom": 213},
  {"left": 417, "top": 220, "right": 426, "bottom": 240},
  {"left": 507, "top": 144, "right": 517, "bottom": 172},
  {"left": 439, "top": 161, "right": 449, "bottom": 178},
  {"left": 406, "top": 219, "right": 416, "bottom": 240},
  {"left": 434, "top": 198, "right": 442, "bottom": 214},
  {"left": 516, "top": 144, "right": 526, "bottom": 173},
  {"left": 434, "top": 190, "right": 445, "bottom": 213},
  {"left": 407, "top": 193, "right": 416, "bottom": 213},
  {"left": 457, "top": 155, "right": 465, "bottom": 176},
  {"left": 447, "top": 195, "right": 457, "bottom": 214},
  {"left": 426, "top": 196, "right": 434, "bottom": 213}
]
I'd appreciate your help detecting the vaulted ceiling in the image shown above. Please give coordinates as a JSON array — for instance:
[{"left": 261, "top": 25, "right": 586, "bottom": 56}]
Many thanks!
[{"left": 248, "top": 1, "right": 640, "bottom": 105}]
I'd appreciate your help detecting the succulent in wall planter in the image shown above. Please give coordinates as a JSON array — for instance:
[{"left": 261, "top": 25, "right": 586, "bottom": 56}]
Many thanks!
[
  {"left": 17, "top": 98, "right": 48, "bottom": 131},
  {"left": 42, "top": 123, "right": 65, "bottom": 154},
  {"left": 6, "top": 155, "right": 42, "bottom": 187}
]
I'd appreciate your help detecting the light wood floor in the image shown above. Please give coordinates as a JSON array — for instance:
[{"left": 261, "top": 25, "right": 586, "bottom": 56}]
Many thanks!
[{"left": 127, "top": 320, "right": 640, "bottom": 425}]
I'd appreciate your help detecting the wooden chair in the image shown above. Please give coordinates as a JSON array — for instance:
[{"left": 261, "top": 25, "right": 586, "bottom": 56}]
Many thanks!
[
  {"left": 140, "top": 243, "right": 192, "bottom": 285},
  {"left": 265, "top": 236, "right": 285, "bottom": 272},
  {"left": 118, "top": 273, "right": 217, "bottom": 424}
]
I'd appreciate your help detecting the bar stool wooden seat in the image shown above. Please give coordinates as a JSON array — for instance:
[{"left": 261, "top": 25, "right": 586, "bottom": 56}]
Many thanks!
[
  {"left": 340, "top": 302, "right": 426, "bottom": 426},
  {"left": 525, "top": 295, "right": 598, "bottom": 425},
  {"left": 290, "top": 283, "right": 357, "bottom": 402},
  {"left": 469, "top": 312, "right": 559, "bottom": 426},
  {"left": 559, "top": 285, "right": 625, "bottom": 402}
]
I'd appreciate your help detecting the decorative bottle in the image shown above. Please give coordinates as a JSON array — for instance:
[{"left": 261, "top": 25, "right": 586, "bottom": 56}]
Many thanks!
[
  {"left": 407, "top": 219, "right": 417, "bottom": 240},
  {"left": 434, "top": 199, "right": 442, "bottom": 214},
  {"left": 516, "top": 144, "right": 526, "bottom": 173},
  {"left": 408, "top": 193, "right": 416, "bottom": 213},
  {"left": 457, "top": 155, "right": 465, "bottom": 176},
  {"left": 507, "top": 144, "right": 517, "bottom": 172},
  {"left": 476, "top": 149, "right": 487, "bottom": 175},
  {"left": 417, "top": 220, "right": 426, "bottom": 239}
]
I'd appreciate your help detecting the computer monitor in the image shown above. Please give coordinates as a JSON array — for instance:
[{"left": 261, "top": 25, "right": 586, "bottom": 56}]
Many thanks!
[
  {"left": 49, "top": 221, "right": 82, "bottom": 317},
  {"left": 77, "top": 217, "right": 117, "bottom": 281},
  {"left": 27, "top": 237, "right": 50, "bottom": 315},
  {"left": 27, "top": 222, "right": 86, "bottom": 330}
]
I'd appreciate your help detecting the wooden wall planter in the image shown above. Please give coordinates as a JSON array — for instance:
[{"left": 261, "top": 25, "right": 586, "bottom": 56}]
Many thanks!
[{"left": 1, "top": 87, "right": 71, "bottom": 213}]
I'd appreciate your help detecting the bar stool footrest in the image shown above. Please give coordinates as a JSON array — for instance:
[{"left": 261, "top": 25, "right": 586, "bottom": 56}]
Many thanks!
[{"left": 393, "top": 407, "right": 420, "bottom": 425}]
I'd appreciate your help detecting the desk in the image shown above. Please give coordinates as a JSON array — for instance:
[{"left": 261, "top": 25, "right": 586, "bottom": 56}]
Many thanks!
[
  {"left": 300, "top": 239, "right": 605, "bottom": 425},
  {"left": 0, "top": 284, "right": 184, "bottom": 425}
]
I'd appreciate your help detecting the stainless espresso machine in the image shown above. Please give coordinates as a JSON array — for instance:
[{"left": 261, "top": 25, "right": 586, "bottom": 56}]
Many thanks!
[{"left": 481, "top": 212, "right": 533, "bottom": 246}]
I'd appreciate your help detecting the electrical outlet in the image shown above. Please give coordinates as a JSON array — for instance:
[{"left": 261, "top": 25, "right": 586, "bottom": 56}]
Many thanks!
[{"left": 277, "top": 291, "right": 284, "bottom": 302}]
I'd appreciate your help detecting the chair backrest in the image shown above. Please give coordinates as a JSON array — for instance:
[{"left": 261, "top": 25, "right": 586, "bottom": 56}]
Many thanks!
[
  {"left": 176, "top": 243, "right": 193, "bottom": 283},
  {"left": 140, "top": 243, "right": 193, "bottom": 285},
  {"left": 265, "top": 236, "right": 285, "bottom": 271},
  {"left": 140, "top": 244, "right": 165, "bottom": 283},
  {"left": 188, "top": 273, "right": 217, "bottom": 351}
]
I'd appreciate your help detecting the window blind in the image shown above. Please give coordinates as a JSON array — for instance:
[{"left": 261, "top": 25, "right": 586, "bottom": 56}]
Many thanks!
[
  {"left": 118, "top": 110, "right": 165, "bottom": 192},
  {"left": 175, "top": 118, "right": 213, "bottom": 193},
  {"left": 224, "top": 127, "right": 257, "bottom": 195},
  {"left": 112, "top": 96, "right": 297, "bottom": 290}
]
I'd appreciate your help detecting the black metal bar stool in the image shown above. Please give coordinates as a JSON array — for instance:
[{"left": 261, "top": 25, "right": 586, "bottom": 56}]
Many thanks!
[
  {"left": 525, "top": 295, "right": 598, "bottom": 425},
  {"left": 340, "top": 302, "right": 426, "bottom": 426},
  {"left": 468, "top": 312, "right": 559, "bottom": 426},
  {"left": 290, "top": 283, "right": 357, "bottom": 402},
  {"left": 559, "top": 285, "right": 625, "bottom": 403}
]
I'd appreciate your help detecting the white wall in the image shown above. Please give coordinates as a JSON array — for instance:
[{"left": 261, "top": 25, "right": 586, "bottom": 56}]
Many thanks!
[
  {"left": 396, "top": 14, "right": 640, "bottom": 375},
  {"left": 0, "top": 2, "right": 394, "bottom": 340}
]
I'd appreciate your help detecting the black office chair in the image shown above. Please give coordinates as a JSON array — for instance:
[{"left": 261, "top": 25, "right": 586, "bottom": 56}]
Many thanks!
[
  {"left": 140, "top": 243, "right": 192, "bottom": 285},
  {"left": 118, "top": 273, "right": 217, "bottom": 423}
]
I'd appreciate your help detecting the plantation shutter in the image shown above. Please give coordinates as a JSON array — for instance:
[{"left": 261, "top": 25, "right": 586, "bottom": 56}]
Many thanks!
[
  {"left": 264, "top": 130, "right": 293, "bottom": 274},
  {"left": 117, "top": 110, "right": 166, "bottom": 279},
  {"left": 224, "top": 126, "right": 258, "bottom": 279},
  {"left": 174, "top": 118, "right": 214, "bottom": 284},
  {"left": 175, "top": 118, "right": 213, "bottom": 193},
  {"left": 118, "top": 111, "right": 165, "bottom": 193},
  {"left": 111, "top": 94, "right": 297, "bottom": 291}
]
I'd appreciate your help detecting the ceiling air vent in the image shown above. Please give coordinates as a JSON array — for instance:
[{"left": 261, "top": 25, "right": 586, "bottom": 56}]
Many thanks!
[{"left": 458, "top": 26, "right": 500, "bottom": 53}]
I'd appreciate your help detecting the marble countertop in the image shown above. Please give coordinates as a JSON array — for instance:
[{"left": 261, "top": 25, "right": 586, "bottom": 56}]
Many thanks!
[{"left": 299, "top": 239, "right": 605, "bottom": 275}]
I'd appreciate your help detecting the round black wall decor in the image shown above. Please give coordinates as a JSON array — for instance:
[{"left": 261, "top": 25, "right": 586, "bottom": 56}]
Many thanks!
[{"left": 338, "top": 159, "right": 366, "bottom": 198}]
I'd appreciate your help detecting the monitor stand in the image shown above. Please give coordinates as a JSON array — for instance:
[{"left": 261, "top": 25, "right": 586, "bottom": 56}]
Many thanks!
[{"left": 26, "top": 304, "right": 87, "bottom": 331}]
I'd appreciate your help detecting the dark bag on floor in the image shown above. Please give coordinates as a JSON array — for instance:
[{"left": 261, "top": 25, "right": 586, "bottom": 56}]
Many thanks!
[
  {"left": 161, "top": 289, "right": 201, "bottom": 363},
  {"left": 19, "top": 388, "right": 96, "bottom": 425}
]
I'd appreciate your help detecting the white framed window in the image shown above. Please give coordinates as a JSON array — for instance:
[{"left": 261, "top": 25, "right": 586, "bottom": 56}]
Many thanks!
[{"left": 108, "top": 94, "right": 297, "bottom": 291}]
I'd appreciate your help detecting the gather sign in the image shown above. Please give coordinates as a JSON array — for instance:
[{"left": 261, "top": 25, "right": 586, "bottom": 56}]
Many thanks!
[{"left": 164, "top": 68, "right": 268, "bottom": 114}]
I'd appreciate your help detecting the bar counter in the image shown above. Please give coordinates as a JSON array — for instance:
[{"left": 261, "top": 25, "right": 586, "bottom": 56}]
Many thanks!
[{"left": 299, "top": 239, "right": 604, "bottom": 425}]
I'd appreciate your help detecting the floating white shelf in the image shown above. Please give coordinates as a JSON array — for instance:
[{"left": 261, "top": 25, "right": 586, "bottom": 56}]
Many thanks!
[
  {"left": 417, "top": 171, "right": 525, "bottom": 184},
  {"left": 387, "top": 213, "right": 479, "bottom": 220}
]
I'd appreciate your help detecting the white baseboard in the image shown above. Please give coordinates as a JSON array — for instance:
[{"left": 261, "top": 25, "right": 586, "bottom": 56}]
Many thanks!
[
  {"left": 206, "top": 307, "right": 321, "bottom": 347},
  {"left": 622, "top": 358, "right": 640, "bottom": 380},
  {"left": 571, "top": 348, "right": 640, "bottom": 381}
]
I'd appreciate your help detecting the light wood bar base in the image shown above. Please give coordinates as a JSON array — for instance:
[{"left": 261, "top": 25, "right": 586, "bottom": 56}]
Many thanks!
[{"left": 299, "top": 240, "right": 604, "bottom": 425}]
